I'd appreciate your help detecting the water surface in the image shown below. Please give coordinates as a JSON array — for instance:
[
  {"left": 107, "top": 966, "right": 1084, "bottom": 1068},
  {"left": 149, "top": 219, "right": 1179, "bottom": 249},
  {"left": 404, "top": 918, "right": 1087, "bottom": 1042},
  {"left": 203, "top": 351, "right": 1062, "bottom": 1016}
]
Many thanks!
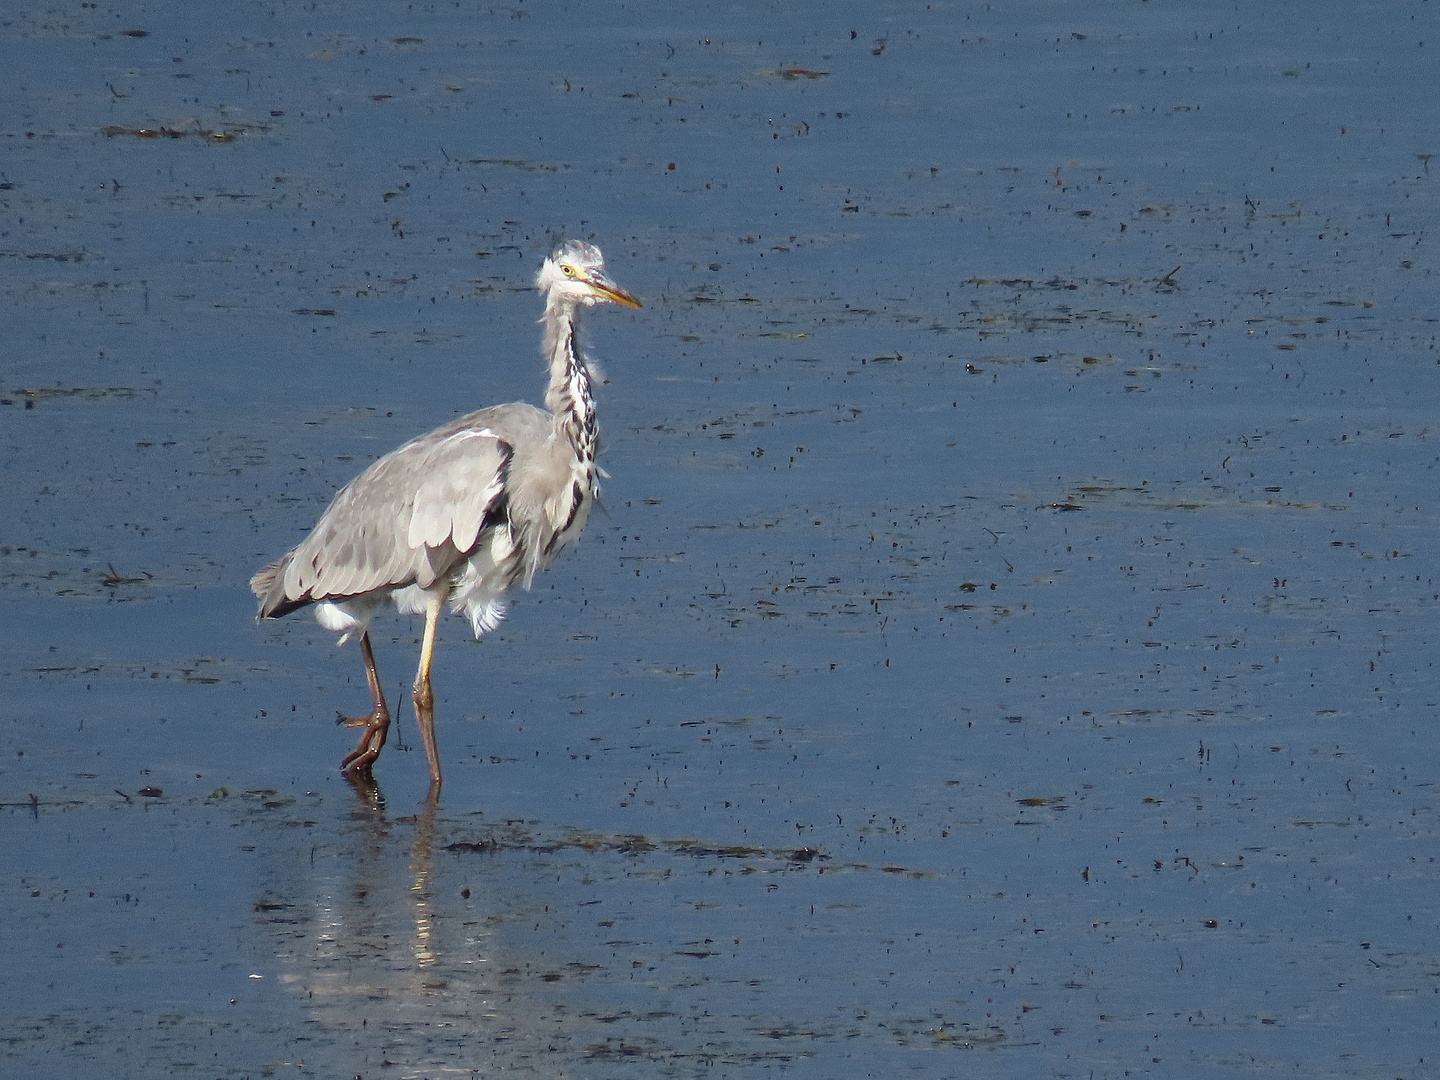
[{"left": 3, "top": 2, "right": 1438, "bottom": 1076}]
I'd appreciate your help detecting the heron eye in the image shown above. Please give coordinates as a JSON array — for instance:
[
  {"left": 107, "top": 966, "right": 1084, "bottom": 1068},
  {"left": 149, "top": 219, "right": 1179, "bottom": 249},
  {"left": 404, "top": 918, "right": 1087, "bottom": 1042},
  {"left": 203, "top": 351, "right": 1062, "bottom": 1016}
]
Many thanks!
[{"left": 561, "top": 265, "right": 575, "bottom": 277}]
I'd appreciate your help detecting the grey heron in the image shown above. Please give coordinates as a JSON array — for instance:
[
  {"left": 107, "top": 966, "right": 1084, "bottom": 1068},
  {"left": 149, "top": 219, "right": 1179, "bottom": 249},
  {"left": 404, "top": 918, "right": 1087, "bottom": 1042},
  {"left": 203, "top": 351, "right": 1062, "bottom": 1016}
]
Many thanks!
[{"left": 251, "top": 239, "right": 641, "bottom": 788}]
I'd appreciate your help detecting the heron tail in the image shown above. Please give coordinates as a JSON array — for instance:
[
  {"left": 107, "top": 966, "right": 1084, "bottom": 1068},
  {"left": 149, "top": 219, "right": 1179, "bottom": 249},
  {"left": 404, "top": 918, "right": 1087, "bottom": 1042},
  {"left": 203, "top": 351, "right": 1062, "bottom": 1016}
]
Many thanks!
[{"left": 251, "top": 555, "right": 308, "bottom": 619}]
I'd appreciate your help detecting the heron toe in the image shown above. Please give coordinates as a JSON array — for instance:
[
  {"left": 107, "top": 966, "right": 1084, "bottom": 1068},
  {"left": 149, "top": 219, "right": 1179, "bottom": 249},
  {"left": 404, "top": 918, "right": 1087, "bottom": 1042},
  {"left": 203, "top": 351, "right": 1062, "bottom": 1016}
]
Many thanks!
[{"left": 339, "top": 704, "right": 390, "bottom": 775}]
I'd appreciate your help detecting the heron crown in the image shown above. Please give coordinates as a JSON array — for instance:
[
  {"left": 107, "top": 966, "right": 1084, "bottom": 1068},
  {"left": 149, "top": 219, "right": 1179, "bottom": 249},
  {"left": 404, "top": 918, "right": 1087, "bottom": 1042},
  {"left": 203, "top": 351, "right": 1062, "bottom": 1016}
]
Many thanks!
[{"left": 536, "top": 239, "right": 609, "bottom": 305}]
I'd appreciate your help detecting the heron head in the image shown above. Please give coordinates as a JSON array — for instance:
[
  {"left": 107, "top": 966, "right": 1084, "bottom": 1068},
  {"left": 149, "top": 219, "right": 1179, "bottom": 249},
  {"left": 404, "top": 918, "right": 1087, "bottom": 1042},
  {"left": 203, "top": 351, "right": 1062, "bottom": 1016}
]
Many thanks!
[{"left": 537, "top": 239, "right": 642, "bottom": 309}]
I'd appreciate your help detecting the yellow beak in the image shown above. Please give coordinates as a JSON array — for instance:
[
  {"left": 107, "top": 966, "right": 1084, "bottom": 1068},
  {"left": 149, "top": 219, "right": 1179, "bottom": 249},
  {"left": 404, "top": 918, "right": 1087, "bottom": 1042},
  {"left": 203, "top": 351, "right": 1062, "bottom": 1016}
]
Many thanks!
[{"left": 584, "top": 271, "right": 642, "bottom": 308}]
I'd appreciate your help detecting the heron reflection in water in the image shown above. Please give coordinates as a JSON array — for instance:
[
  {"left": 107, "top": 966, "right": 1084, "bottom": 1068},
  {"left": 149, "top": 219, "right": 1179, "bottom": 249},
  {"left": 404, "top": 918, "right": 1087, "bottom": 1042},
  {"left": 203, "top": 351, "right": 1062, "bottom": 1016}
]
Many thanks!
[
  {"left": 252, "top": 240, "right": 641, "bottom": 789},
  {"left": 258, "top": 782, "right": 559, "bottom": 1069}
]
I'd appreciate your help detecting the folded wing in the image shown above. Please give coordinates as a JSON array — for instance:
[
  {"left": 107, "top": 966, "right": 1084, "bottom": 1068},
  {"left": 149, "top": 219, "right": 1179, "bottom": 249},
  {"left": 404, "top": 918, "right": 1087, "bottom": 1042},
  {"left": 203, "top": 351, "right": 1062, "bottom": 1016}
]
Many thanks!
[{"left": 252, "top": 426, "right": 511, "bottom": 616}]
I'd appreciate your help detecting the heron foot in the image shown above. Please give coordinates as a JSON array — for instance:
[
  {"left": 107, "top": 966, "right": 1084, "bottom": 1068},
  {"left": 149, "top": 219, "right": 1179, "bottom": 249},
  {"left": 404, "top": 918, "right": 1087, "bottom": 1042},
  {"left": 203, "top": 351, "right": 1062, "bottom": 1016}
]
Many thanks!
[{"left": 339, "top": 703, "right": 391, "bottom": 776}]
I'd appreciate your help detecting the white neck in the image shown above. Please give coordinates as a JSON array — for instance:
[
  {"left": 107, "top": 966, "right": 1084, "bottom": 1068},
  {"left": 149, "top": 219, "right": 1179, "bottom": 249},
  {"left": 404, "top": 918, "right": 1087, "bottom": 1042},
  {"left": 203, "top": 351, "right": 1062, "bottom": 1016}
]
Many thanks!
[{"left": 541, "top": 295, "right": 598, "bottom": 463}]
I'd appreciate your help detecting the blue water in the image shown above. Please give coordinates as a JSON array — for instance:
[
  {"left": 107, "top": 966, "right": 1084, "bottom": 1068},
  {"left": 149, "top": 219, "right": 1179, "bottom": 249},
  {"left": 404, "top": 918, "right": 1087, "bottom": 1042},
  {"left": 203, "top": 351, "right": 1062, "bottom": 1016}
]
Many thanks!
[{"left": 3, "top": 2, "right": 1438, "bottom": 1076}]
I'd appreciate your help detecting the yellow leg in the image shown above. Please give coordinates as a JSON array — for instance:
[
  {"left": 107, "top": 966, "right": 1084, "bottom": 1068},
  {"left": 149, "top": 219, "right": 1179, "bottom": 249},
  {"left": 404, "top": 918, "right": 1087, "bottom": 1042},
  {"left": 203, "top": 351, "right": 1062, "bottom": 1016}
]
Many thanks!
[
  {"left": 340, "top": 632, "right": 391, "bottom": 776},
  {"left": 412, "top": 590, "right": 445, "bottom": 789}
]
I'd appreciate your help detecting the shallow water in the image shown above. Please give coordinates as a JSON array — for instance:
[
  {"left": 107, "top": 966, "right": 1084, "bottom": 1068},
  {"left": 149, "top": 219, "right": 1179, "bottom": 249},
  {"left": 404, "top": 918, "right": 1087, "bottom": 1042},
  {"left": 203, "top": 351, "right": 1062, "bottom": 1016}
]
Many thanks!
[{"left": 4, "top": 2, "right": 1439, "bottom": 1076}]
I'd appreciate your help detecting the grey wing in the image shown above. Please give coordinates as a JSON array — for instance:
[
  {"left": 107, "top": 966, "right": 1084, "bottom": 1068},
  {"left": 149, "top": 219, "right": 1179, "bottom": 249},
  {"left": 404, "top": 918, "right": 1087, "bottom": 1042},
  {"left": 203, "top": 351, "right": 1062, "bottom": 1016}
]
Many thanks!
[
  {"left": 256, "top": 424, "right": 512, "bottom": 614},
  {"left": 457, "top": 405, "right": 574, "bottom": 581}
]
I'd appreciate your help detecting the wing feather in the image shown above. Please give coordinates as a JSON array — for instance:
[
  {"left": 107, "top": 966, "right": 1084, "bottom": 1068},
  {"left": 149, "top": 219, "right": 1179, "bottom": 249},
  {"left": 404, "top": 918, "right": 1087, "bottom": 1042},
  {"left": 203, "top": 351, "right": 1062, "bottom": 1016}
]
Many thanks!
[
  {"left": 408, "top": 429, "right": 507, "bottom": 552},
  {"left": 268, "top": 423, "right": 511, "bottom": 609}
]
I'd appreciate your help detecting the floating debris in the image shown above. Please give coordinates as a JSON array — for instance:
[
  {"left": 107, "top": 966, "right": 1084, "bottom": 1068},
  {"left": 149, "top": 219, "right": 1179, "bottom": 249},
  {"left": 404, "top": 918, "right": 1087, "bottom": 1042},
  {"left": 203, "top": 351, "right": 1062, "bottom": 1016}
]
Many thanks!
[
  {"left": 12, "top": 385, "right": 153, "bottom": 402},
  {"left": 764, "top": 66, "right": 829, "bottom": 79},
  {"left": 462, "top": 157, "right": 568, "bottom": 172},
  {"left": 1016, "top": 795, "right": 1067, "bottom": 807},
  {"left": 100, "top": 120, "right": 263, "bottom": 142},
  {"left": 100, "top": 564, "right": 153, "bottom": 587},
  {"left": 0, "top": 249, "right": 88, "bottom": 262},
  {"left": 446, "top": 826, "right": 829, "bottom": 865}
]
